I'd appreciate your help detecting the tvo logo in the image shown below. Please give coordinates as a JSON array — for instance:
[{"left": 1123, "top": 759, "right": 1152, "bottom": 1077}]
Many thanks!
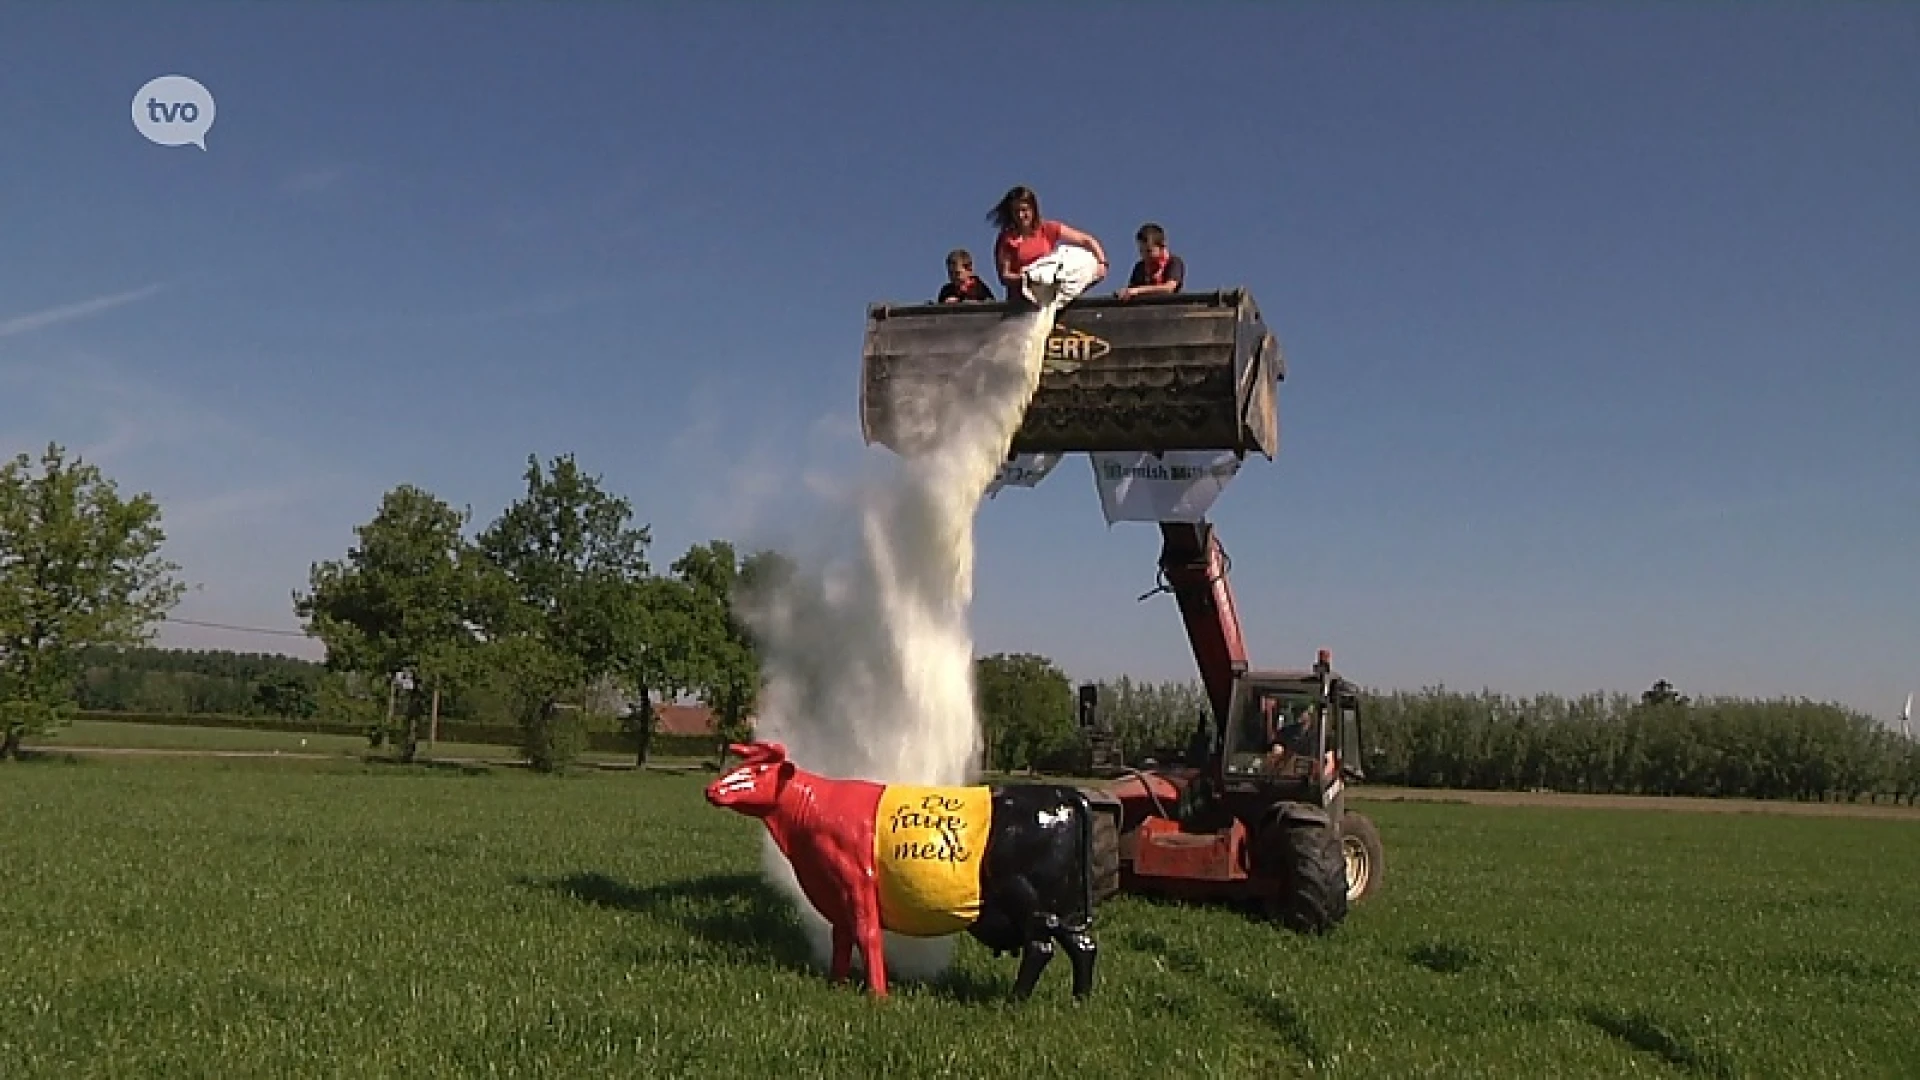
[{"left": 132, "top": 75, "right": 216, "bottom": 150}]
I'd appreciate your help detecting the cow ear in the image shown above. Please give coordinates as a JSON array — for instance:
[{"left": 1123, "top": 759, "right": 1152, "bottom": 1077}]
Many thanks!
[{"left": 730, "top": 741, "right": 790, "bottom": 767}]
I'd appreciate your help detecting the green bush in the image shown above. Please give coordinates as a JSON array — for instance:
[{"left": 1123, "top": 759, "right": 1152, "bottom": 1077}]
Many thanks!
[
  {"left": 1357, "top": 689, "right": 1919, "bottom": 803},
  {"left": 521, "top": 705, "right": 588, "bottom": 774},
  {"left": 3, "top": 699, "right": 73, "bottom": 758}
]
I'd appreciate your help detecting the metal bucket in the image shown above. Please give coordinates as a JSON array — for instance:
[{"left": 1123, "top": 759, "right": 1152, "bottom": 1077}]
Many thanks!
[{"left": 859, "top": 288, "right": 1283, "bottom": 458}]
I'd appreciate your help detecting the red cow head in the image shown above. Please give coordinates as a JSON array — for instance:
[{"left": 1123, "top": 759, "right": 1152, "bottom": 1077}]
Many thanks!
[{"left": 705, "top": 741, "right": 794, "bottom": 818}]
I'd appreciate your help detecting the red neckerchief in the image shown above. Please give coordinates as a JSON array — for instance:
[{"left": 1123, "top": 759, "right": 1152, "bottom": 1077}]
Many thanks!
[
  {"left": 952, "top": 273, "right": 976, "bottom": 295},
  {"left": 1146, "top": 252, "right": 1171, "bottom": 284}
]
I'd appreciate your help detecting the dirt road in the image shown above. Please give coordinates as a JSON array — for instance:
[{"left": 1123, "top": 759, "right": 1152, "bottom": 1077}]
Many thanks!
[
  {"left": 24, "top": 745, "right": 343, "bottom": 761},
  {"left": 1353, "top": 785, "right": 1920, "bottom": 821}
]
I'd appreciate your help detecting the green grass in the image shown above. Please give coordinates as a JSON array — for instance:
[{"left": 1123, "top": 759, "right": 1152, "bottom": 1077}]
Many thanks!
[
  {"left": 33, "top": 719, "right": 372, "bottom": 754},
  {"left": 3, "top": 756, "right": 1918, "bottom": 1078},
  {"left": 29, "top": 719, "right": 654, "bottom": 768}
]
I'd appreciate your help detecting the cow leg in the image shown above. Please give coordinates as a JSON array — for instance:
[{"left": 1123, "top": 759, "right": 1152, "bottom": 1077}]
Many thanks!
[
  {"left": 857, "top": 898, "right": 889, "bottom": 998},
  {"left": 1053, "top": 919, "right": 1098, "bottom": 999},
  {"left": 1011, "top": 911, "right": 1059, "bottom": 1000},
  {"left": 830, "top": 923, "right": 854, "bottom": 984}
]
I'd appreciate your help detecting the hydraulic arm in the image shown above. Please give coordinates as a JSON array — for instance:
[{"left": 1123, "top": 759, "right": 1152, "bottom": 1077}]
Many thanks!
[{"left": 1155, "top": 520, "right": 1248, "bottom": 738}]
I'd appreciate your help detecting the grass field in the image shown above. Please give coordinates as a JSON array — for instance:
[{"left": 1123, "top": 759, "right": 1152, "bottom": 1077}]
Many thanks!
[
  {"left": 26, "top": 719, "right": 658, "bottom": 769},
  {"left": 3, "top": 756, "right": 1918, "bottom": 1078}
]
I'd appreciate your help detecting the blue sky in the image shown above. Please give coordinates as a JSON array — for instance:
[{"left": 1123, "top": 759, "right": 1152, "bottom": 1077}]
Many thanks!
[{"left": 1, "top": 4, "right": 1914, "bottom": 719}]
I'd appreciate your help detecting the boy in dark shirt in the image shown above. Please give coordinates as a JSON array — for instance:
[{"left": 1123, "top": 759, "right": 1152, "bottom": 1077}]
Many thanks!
[
  {"left": 937, "top": 248, "right": 997, "bottom": 304},
  {"left": 1118, "top": 222, "right": 1185, "bottom": 301}
]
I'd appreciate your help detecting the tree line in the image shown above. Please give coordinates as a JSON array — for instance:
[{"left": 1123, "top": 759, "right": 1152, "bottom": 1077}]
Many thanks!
[
  {"left": 5, "top": 440, "right": 1915, "bottom": 802},
  {"left": 971, "top": 661, "right": 1920, "bottom": 805},
  {"left": 288, "top": 453, "right": 780, "bottom": 769},
  {"left": 1358, "top": 680, "right": 1920, "bottom": 804},
  {"left": 71, "top": 645, "right": 323, "bottom": 718},
  {"left": 62, "top": 639, "right": 1920, "bottom": 803},
  {"left": 0, "top": 442, "right": 777, "bottom": 768}
]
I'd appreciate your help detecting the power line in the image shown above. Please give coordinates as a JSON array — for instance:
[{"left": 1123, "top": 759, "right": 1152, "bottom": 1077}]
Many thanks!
[{"left": 163, "top": 616, "right": 310, "bottom": 639}]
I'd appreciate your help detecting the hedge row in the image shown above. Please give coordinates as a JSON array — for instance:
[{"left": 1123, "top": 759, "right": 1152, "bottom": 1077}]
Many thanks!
[{"left": 70, "top": 710, "right": 725, "bottom": 760}]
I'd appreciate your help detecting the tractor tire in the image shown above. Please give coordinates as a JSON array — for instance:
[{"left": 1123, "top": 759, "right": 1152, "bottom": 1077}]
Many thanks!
[
  {"left": 1340, "top": 811, "right": 1385, "bottom": 905},
  {"left": 1081, "top": 790, "right": 1123, "bottom": 905},
  {"left": 1260, "top": 808, "right": 1350, "bottom": 934}
]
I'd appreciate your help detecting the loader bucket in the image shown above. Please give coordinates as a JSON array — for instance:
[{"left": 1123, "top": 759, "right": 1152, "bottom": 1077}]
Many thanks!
[{"left": 858, "top": 288, "right": 1284, "bottom": 458}]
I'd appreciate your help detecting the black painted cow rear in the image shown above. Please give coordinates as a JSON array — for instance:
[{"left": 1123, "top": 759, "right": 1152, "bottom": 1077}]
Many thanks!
[{"left": 968, "top": 784, "right": 1104, "bottom": 999}]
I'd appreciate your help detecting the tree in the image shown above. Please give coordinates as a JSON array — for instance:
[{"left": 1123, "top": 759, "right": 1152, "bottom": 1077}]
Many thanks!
[
  {"left": 293, "top": 484, "right": 496, "bottom": 763},
  {"left": 623, "top": 574, "right": 708, "bottom": 767},
  {"left": 473, "top": 454, "right": 654, "bottom": 771},
  {"left": 975, "top": 652, "right": 1077, "bottom": 773},
  {"left": 673, "top": 541, "right": 776, "bottom": 753},
  {"left": 478, "top": 633, "right": 590, "bottom": 773},
  {"left": 1091, "top": 675, "right": 1211, "bottom": 765},
  {"left": 0, "top": 443, "right": 185, "bottom": 759},
  {"left": 254, "top": 676, "right": 318, "bottom": 721},
  {"left": 1641, "top": 679, "right": 1691, "bottom": 708},
  {"left": 316, "top": 669, "right": 386, "bottom": 736}
]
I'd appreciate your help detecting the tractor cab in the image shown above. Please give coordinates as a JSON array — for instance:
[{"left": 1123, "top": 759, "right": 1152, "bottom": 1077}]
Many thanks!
[{"left": 1218, "top": 659, "right": 1367, "bottom": 808}]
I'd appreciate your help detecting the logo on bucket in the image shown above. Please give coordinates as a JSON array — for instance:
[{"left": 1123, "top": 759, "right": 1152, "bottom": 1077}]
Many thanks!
[{"left": 1043, "top": 327, "right": 1111, "bottom": 373}]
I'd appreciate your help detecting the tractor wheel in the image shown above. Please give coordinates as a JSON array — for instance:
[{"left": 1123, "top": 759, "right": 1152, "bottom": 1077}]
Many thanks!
[
  {"left": 1088, "top": 804, "right": 1122, "bottom": 905},
  {"left": 1340, "top": 811, "right": 1385, "bottom": 905},
  {"left": 1259, "top": 809, "right": 1350, "bottom": 934}
]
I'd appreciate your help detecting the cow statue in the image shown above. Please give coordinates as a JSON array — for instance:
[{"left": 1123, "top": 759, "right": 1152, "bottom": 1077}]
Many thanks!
[{"left": 705, "top": 740, "right": 1101, "bottom": 1001}]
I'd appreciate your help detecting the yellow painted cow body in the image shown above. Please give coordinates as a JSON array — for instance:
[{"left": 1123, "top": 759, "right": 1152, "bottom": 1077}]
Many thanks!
[{"left": 871, "top": 784, "right": 994, "bottom": 937}]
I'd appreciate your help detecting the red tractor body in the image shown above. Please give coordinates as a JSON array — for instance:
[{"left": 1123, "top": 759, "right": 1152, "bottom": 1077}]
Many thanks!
[{"left": 1087, "top": 523, "right": 1385, "bottom": 929}]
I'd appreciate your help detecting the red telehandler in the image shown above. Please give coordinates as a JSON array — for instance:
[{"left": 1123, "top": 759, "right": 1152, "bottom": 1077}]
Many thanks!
[
  {"left": 1098, "top": 520, "right": 1385, "bottom": 930},
  {"left": 858, "top": 286, "right": 1384, "bottom": 931}
]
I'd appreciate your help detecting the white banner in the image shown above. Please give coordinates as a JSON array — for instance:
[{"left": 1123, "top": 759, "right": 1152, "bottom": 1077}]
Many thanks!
[
  {"left": 984, "top": 452, "right": 1065, "bottom": 498},
  {"left": 1088, "top": 450, "right": 1243, "bottom": 524}
]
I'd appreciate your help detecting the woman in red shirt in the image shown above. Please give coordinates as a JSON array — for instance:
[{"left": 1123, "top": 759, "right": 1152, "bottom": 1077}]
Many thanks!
[{"left": 988, "top": 185, "right": 1108, "bottom": 300}]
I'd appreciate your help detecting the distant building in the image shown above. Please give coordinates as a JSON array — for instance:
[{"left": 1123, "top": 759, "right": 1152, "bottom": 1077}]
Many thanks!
[
  {"left": 609, "top": 697, "right": 755, "bottom": 739},
  {"left": 655, "top": 703, "right": 720, "bottom": 738},
  {"left": 586, "top": 678, "right": 752, "bottom": 738}
]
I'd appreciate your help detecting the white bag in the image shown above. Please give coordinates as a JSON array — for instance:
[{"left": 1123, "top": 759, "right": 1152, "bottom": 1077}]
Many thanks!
[
  {"left": 1020, "top": 244, "right": 1102, "bottom": 310},
  {"left": 983, "top": 452, "right": 1065, "bottom": 498}
]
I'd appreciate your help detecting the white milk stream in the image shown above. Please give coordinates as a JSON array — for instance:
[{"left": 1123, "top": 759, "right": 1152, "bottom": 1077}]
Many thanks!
[{"left": 736, "top": 250, "right": 1095, "bottom": 981}]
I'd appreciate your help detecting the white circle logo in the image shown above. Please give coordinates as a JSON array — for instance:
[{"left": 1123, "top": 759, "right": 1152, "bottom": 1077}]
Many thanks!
[{"left": 132, "top": 75, "right": 216, "bottom": 150}]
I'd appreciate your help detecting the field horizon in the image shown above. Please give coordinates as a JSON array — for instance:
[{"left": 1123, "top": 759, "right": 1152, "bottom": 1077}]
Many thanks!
[{"left": 22, "top": 719, "right": 1920, "bottom": 824}]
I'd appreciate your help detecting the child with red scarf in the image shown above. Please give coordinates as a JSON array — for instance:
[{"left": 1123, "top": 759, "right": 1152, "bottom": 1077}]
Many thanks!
[
  {"left": 937, "top": 248, "right": 996, "bottom": 304},
  {"left": 1118, "top": 222, "right": 1185, "bottom": 301}
]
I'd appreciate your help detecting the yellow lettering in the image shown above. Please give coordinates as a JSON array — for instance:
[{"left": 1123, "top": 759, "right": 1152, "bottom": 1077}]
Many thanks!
[{"left": 1045, "top": 329, "right": 1112, "bottom": 364}]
